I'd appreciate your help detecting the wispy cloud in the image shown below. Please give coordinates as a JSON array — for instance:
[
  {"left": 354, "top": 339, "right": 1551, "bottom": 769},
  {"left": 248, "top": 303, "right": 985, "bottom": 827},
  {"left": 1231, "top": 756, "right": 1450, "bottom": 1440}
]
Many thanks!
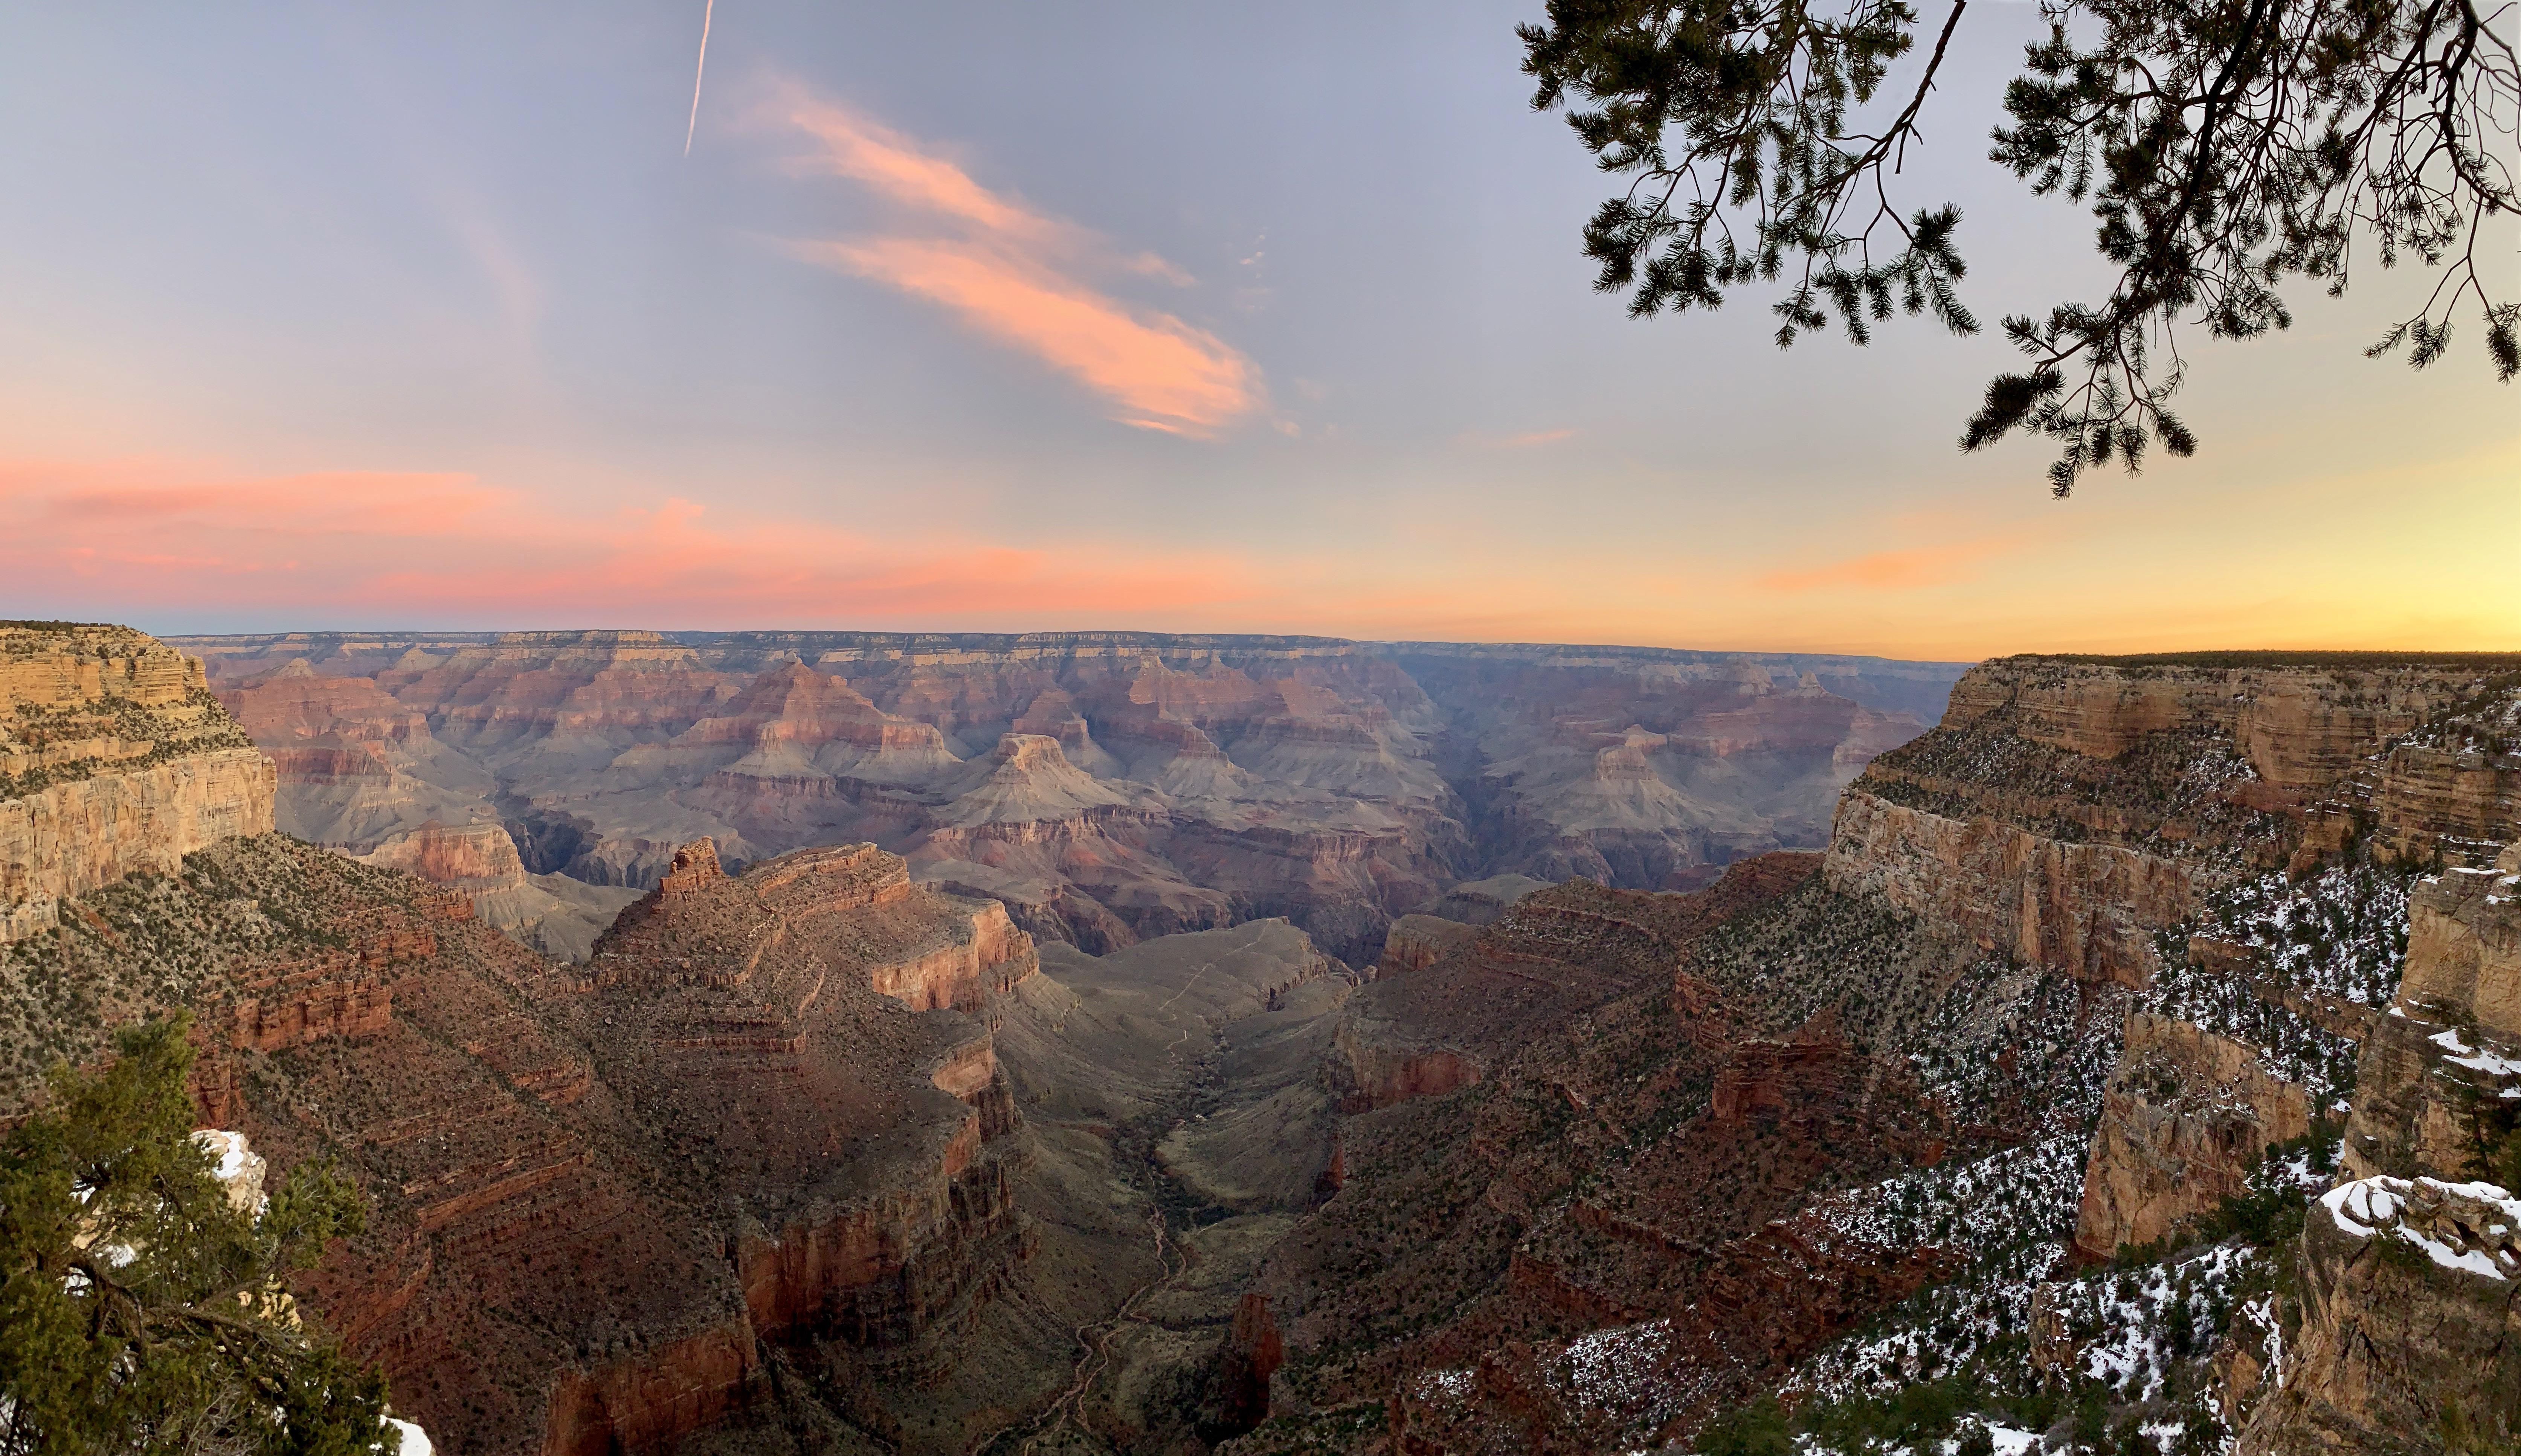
[
  {"left": 761, "top": 84, "right": 1261, "bottom": 437},
  {"left": 1756, "top": 537, "right": 2023, "bottom": 593}
]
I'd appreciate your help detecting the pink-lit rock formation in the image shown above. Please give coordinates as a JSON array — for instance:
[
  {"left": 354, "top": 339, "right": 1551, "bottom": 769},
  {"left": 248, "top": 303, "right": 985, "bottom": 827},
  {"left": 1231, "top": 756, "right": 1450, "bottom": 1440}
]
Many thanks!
[{"left": 169, "top": 631, "right": 1960, "bottom": 965}]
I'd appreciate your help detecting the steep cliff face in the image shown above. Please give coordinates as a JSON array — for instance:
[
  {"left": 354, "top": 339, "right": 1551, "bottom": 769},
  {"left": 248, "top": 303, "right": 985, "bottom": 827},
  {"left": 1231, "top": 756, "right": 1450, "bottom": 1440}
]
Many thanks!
[
  {"left": 1828, "top": 790, "right": 2196, "bottom": 987},
  {"left": 2, "top": 622, "right": 273, "bottom": 942},
  {"left": 2072, "top": 1012, "right": 2312, "bottom": 1258},
  {"left": 1828, "top": 655, "right": 2513, "bottom": 986}
]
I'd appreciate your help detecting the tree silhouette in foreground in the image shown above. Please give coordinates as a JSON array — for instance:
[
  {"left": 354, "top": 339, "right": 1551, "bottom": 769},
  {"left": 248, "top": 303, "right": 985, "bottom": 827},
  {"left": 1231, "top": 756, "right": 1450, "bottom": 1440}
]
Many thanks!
[
  {"left": 0, "top": 1014, "right": 388, "bottom": 1456},
  {"left": 1519, "top": 0, "right": 2518, "bottom": 493}
]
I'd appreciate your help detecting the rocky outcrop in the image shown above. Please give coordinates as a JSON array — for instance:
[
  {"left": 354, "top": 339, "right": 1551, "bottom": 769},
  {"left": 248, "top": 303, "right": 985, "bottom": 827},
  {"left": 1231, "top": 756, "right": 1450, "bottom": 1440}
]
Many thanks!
[
  {"left": 2239, "top": 1177, "right": 2521, "bottom": 1456},
  {"left": 2072, "top": 1012, "right": 2313, "bottom": 1257},
  {"left": 2, "top": 624, "right": 273, "bottom": 941},
  {"left": 1211, "top": 1291, "right": 1286, "bottom": 1435},
  {"left": 564, "top": 837, "right": 1039, "bottom": 1402},
  {"left": 1335, "top": 1019, "right": 1482, "bottom": 1108},
  {"left": 1375, "top": 914, "right": 1475, "bottom": 978},
  {"left": 2343, "top": 843, "right": 2521, "bottom": 1182}
]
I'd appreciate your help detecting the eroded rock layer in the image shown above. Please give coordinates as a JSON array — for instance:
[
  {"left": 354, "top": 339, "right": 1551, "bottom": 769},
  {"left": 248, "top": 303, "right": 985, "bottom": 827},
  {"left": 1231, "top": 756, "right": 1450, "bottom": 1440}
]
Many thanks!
[{"left": 173, "top": 631, "right": 1966, "bottom": 962}]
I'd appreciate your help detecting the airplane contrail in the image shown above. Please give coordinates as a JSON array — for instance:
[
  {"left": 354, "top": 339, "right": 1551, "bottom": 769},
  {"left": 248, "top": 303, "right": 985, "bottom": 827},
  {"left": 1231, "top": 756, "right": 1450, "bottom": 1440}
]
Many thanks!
[{"left": 682, "top": 0, "right": 714, "bottom": 156}]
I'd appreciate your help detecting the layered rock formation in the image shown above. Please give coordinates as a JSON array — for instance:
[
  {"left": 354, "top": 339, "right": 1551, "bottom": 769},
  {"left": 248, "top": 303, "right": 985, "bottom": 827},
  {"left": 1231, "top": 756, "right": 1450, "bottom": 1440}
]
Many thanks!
[
  {"left": 2, "top": 825, "right": 1061, "bottom": 1455},
  {"left": 2249, "top": 850, "right": 2521, "bottom": 1454},
  {"left": 170, "top": 631, "right": 1966, "bottom": 962},
  {"left": 1211, "top": 849, "right": 2131, "bottom": 1453},
  {"left": 2071, "top": 1012, "right": 2313, "bottom": 1257},
  {"left": 2242, "top": 1177, "right": 2521, "bottom": 1456},
  {"left": 356, "top": 820, "right": 639, "bottom": 961},
  {"left": 1206, "top": 654, "right": 2521, "bottom": 1456},
  {"left": 1829, "top": 654, "right": 2510, "bottom": 986},
  {"left": 2, "top": 623, "right": 273, "bottom": 941}
]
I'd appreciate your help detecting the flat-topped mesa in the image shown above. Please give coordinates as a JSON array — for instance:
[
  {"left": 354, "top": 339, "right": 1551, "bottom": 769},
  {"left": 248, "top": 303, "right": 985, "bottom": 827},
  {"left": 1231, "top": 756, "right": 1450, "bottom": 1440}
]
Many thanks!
[
  {"left": 1, "top": 622, "right": 273, "bottom": 942},
  {"left": 362, "top": 818, "right": 529, "bottom": 889},
  {"left": 1827, "top": 653, "right": 2521, "bottom": 986},
  {"left": 2, "top": 621, "right": 206, "bottom": 709}
]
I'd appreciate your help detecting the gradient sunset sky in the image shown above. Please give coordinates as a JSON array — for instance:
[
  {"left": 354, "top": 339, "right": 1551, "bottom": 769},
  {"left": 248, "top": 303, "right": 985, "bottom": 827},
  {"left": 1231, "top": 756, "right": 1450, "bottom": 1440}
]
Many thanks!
[{"left": 3, "top": 2, "right": 2513, "bottom": 659}]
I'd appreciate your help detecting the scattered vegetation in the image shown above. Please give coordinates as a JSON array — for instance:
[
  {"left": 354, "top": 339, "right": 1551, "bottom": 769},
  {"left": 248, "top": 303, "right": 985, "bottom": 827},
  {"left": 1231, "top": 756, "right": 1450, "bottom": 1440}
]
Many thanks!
[
  {"left": 0, "top": 835, "right": 424, "bottom": 1106},
  {"left": 0, "top": 1013, "right": 387, "bottom": 1455}
]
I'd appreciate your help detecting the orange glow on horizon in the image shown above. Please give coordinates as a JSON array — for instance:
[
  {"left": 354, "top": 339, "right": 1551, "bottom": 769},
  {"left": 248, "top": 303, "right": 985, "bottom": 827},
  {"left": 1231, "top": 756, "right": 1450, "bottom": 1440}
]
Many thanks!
[{"left": 4, "top": 449, "right": 2514, "bottom": 662}]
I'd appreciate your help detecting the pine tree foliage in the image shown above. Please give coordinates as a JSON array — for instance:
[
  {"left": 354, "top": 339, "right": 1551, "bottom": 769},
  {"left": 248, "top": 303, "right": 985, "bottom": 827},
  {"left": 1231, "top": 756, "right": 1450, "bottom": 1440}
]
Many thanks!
[
  {"left": 0, "top": 1014, "right": 387, "bottom": 1456},
  {"left": 1518, "top": 0, "right": 2518, "bottom": 494}
]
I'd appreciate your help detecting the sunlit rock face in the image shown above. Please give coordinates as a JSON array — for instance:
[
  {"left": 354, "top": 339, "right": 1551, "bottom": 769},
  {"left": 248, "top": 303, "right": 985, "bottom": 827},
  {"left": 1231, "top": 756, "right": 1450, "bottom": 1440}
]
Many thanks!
[
  {"left": 2, "top": 623, "right": 273, "bottom": 942},
  {"left": 2240, "top": 1176, "right": 2521, "bottom": 1456},
  {"left": 1825, "top": 655, "right": 2514, "bottom": 988},
  {"left": 170, "top": 630, "right": 1965, "bottom": 962}
]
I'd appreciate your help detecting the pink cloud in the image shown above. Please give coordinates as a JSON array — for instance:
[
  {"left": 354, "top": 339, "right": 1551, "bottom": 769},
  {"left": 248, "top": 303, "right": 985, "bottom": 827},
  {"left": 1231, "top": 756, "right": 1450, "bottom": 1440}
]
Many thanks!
[
  {"left": 759, "top": 82, "right": 1262, "bottom": 438},
  {"left": 0, "top": 457, "right": 1259, "bottom": 625}
]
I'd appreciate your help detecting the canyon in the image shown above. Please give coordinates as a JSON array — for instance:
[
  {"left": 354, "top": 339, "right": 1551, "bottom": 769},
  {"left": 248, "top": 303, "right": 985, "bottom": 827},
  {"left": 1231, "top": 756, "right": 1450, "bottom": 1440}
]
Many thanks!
[
  {"left": 7, "top": 625, "right": 2519, "bottom": 1456},
  {"left": 169, "top": 630, "right": 1962, "bottom": 964}
]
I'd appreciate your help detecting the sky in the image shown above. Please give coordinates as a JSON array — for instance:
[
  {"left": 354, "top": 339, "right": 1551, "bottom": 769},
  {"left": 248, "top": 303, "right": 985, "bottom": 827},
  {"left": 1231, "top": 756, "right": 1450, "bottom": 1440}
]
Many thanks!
[{"left": 0, "top": 1, "right": 2512, "bottom": 660}]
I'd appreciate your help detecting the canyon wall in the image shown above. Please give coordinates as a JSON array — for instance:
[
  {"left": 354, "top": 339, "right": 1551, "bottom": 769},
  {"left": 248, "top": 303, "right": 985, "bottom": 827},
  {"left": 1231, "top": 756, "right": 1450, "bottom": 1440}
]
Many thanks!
[
  {"left": 2, "top": 623, "right": 274, "bottom": 941},
  {"left": 2237, "top": 842, "right": 2521, "bottom": 1455},
  {"left": 3, "top": 826, "right": 1049, "bottom": 1456},
  {"left": 1825, "top": 655, "right": 2507, "bottom": 987},
  {"left": 0, "top": 624, "right": 1065, "bottom": 1456},
  {"left": 1229, "top": 653, "right": 2521, "bottom": 1456}
]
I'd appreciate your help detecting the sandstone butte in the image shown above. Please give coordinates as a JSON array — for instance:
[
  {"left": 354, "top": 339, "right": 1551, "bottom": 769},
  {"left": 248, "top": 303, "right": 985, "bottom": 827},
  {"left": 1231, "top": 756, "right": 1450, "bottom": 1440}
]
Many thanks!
[
  {"left": 6, "top": 624, "right": 2521, "bottom": 1456},
  {"left": 170, "top": 629, "right": 1965, "bottom": 964}
]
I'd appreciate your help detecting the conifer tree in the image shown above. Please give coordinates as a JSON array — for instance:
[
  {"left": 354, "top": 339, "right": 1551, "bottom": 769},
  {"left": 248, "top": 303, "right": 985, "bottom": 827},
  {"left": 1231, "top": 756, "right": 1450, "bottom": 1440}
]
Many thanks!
[
  {"left": 1518, "top": 0, "right": 2518, "bottom": 493},
  {"left": 0, "top": 1014, "right": 388, "bottom": 1456}
]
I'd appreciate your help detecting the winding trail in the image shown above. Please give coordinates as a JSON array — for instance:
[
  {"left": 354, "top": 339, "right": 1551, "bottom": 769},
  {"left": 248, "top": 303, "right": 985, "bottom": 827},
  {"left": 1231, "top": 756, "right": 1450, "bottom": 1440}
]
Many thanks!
[
  {"left": 1010, "top": 1206, "right": 1178, "bottom": 1455},
  {"left": 968, "top": 925, "right": 1274, "bottom": 1455},
  {"left": 1154, "top": 924, "right": 1271, "bottom": 1059}
]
